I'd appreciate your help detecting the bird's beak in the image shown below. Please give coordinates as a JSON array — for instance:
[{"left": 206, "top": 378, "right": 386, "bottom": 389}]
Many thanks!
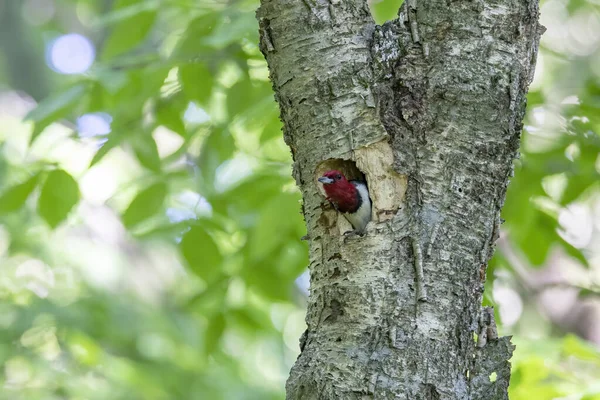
[{"left": 318, "top": 176, "right": 334, "bottom": 184}]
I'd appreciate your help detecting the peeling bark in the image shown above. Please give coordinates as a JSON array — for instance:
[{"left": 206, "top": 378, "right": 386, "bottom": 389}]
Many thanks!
[{"left": 257, "top": 0, "right": 542, "bottom": 398}]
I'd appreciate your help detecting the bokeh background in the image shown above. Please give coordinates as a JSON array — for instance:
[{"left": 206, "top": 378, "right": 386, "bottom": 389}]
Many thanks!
[{"left": 0, "top": 0, "right": 599, "bottom": 399}]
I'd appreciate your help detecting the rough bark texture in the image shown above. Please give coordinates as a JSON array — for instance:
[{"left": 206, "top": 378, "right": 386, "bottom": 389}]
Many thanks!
[{"left": 257, "top": 1, "right": 542, "bottom": 399}]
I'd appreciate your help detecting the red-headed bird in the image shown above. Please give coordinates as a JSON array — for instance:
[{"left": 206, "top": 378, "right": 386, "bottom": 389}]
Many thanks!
[{"left": 318, "top": 170, "right": 371, "bottom": 233}]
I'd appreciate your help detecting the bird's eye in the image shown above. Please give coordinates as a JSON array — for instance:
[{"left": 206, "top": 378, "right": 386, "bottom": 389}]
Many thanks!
[{"left": 336, "top": 174, "right": 341, "bottom": 180}]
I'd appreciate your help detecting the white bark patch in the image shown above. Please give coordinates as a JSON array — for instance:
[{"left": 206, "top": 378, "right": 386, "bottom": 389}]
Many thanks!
[{"left": 354, "top": 140, "right": 407, "bottom": 222}]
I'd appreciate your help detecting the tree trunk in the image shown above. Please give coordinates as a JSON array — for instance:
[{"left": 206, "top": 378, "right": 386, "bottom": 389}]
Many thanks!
[{"left": 257, "top": 1, "right": 543, "bottom": 399}]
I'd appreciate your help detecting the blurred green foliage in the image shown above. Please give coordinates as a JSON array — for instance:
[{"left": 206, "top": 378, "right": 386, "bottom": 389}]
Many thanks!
[{"left": 0, "top": 0, "right": 599, "bottom": 399}]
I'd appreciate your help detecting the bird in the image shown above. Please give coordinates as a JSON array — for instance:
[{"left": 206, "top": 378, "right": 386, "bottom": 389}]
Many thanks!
[{"left": 318, "top": 169, "right": 371, "bottom": 234}]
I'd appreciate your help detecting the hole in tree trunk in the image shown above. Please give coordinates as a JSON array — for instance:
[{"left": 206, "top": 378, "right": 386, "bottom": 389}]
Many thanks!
[
  {"left": 315, "top": 159, "right": 366, "bottom": 196},
  {"left": 315, "top": 159, "right": 369, "bottom": 233}
]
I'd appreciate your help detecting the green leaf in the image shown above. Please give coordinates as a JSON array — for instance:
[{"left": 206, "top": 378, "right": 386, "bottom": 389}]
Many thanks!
[
  {"left": 513, "top": 208, "right": 589, "bottom": 267},
  {"left": 519, "top": 226, "right": 554, "bottom": 266},
  {"left": 244, "top": 263, "right": 292, "bottom": 301},
  {"left": 179, "top": 63, "right": 213, "bottom": 106},
  {"left": 557, "top": 234, "right": 589, "bottom": 267},
  {"left": 562, "top": 334, "right": 600, "bottom": 364},
  {"left": 89, "top": 135, "right": 123, "bottom": 168},
  {"left": 526, "top": 90, "right": 544, "bottom": 107},
  {"left": 155, "top": 95, "right": 186, "bottom": 137},
  {"left": 92, "top": 0, "right": 159, "bottom": 27},
  {"left": 198, "top": 127, "right": 235, "bottom": 190},
  {"left": 370, "top": 0, "right": 404, "bottom": 25},
  {"left": 228, "top": 308, "right": 265, "bottom": 331},
  {"left": 226, "top": 78, "right": 272, "bottom": 118},
  {"left": 185, "top": 277, "right": 228, "bottom": 311},
  {"left": 560, "top": 141, "right": 600, "bottom": 205},
  {"left": 128, "top": 132, "right": 161, "bottom": 172},
  {"left": 274, "top": 240, "right": 308, "bottom": 278},
  {"left": 87, "top": 82, "right": 108, "bottom": 112},
  {"left": 179, "top": 225, "right": 222, "bottom": 281},
  {"left": 94, "top": 68, "right": 130, "bottom": 95},
  {"left": 207, "top": 11, "right": 258, "bottom": 48},
  {"left": 260, "top": 115, "right": 283, "bottom": 144},
  {"left": 204, "top": 313, "right": 225, "bottom": 356},
  {"left": 211, "top": 172, "right": 290, "bottom": 218},
  {"left": 0, "top": 174, "right": 40, "bottom": 215},
  {"left": 101, "top": 0, "right": 157, "bottom": 60},
  {"left": 560, "top": 174, "right": 597, "bottom": 205},
  {"left": 122, "top": 182, "right": 167, "bottom": 228},
  {"left": 25, "top": 83, "right": 88, "bottom": 145},
  {"left": 133, "top": 221, "right": 189, "bottom": 242},
  {"left": 249, "top": 193, "right": 302, "bottom": 261},
  {"left": 38, "top": 170, "right": 80, "bottom": 228},
  {"left": 240, "top": 88, "right": 279, "bottom": 134},
  {"left": 566, "top": 0, "right": 592, "bottom": 14},
  {"left": 106, "top": 67, "right": 170, "bottom": 120},
  {"left": 175, "top": 14, "right": 217, "bottom": 57},
  {"left": 578, "top": 287, "right": 600, "bottom": 298},
  {"left": 515, "top": 209, "right": 558, "bottom": 266}
]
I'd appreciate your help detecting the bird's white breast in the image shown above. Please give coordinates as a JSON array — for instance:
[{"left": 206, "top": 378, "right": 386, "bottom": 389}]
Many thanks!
[{"left": 343, "top": 181, "right": 371, "bottom": 232}]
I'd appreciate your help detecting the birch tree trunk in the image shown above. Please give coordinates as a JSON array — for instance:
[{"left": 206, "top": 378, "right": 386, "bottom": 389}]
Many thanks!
[{"left": 257, "top": 1, "right": 543, "bottom": 398}]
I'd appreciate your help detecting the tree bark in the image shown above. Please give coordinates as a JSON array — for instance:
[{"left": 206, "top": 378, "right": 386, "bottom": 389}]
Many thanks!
[{"left": 257, "top": 1, "right": 543, "bottom": 399}]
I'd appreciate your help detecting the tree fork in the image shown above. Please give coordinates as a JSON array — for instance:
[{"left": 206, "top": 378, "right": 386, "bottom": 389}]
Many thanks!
[{"left": 257, "top": 0, "right": 543, "bottom": 398}]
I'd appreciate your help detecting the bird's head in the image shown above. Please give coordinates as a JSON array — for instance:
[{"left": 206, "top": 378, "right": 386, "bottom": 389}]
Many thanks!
[{"left": 318, "top": 170, "right": 359, "bottom": 212}]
